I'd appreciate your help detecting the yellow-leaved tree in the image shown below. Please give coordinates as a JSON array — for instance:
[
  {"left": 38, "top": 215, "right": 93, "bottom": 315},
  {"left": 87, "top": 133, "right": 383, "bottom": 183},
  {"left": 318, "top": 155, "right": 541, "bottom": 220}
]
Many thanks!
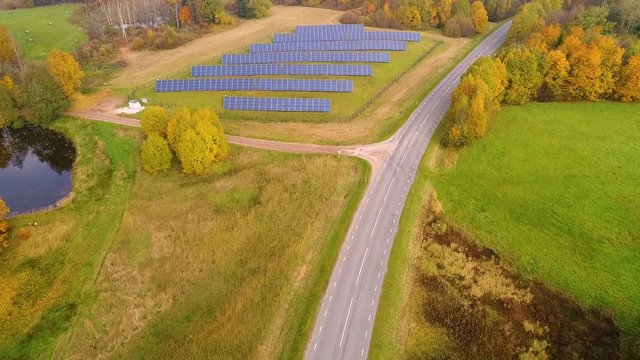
[
  {"left": 617, "top": 55, "right": 640, "bottom": 102},
  {"left": 0, "top": 198, "right": 9, "bottom": 248},
  {"left": 141, "top": 106, "right": 169, "bottom": 136},
  {"left": 471, "top": 1, "right": 488, "bottom": 33},
  {"left": 141, "top": 133, "right": 173, "bottom": 174},
  {"left": 167, "top": 107, "right": 229, "bottom": 176},
  {"left": 46, "top": 49, "right": 85, "bottom": 97}
]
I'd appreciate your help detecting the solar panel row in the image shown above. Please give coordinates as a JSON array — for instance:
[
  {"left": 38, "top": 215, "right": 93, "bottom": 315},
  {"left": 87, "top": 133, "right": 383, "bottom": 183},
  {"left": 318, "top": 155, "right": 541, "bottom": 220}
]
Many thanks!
[
  {"left": 222, "top": 51, "right": 391, "bottom": 64},
  {"left": 192, "top": 64, "right": 373, "bottom": 77},
  {"left": 295, "top": 24, "right": 364, "bottom": 33},
  {"left": 156, "top": 78, "right": 354, "bottom": 93},
  {"left": 250, "top": 40, "right": 406, "bottom": 53},
  {"left": 273, "top": 30, "right": 421, "bottom": 43},
  {"left": 224, "top": 96, "right": 331, "bottom": 112}
]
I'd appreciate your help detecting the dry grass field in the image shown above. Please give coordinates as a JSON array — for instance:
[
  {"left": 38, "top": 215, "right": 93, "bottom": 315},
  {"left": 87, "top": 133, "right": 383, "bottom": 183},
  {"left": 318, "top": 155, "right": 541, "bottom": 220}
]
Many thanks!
[{"left": 0, "top": 118, "right": 367, "bottom": 359}]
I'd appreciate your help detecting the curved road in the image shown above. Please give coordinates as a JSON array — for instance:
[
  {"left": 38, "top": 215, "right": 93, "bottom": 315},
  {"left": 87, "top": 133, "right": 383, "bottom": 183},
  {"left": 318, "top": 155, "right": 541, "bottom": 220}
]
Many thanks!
[{"left": 305, "top": 21, "right": 512, "bottom": 360}]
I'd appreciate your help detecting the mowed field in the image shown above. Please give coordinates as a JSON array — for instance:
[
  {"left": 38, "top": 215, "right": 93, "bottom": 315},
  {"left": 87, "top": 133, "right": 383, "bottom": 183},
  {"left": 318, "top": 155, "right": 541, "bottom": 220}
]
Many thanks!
[
  {"left": 430, "top": 102, "right": 640, "bottom": 333},
  {"left": 0, "top": 4, "right": 86, "bottom": 60},
  {"left": 0, "top": 119, "right": 367, "bottom": 359}
]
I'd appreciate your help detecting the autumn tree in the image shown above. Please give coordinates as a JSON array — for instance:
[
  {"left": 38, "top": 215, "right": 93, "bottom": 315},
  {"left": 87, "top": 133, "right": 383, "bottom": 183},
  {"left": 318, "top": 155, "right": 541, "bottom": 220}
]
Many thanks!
[
  {"left": 0, "top": 198, "right": 9, "bottom": 248},
  {"left": 617, "top": 55, "right": 640, "bottom": 102},
  {"left": 508, "top": 2, "right": 544, "bottom": 44},
  {"left": 471, "top": 1, "right": 488, "bottom": 33},
  {"left": 594, "top": 35, "right": 624, "bottom": 98},
  {"left": 167, "top": 107, "right": 229, "bottom": 176},
  {"left": 179, "top": 5, "right": 192, "bottom": 26},
  {"left": 542, "top": 49, "right": 570, "bottom": 100},
  {"left": 0, "top": 86, "right": 18, "bottom": 127},
  {"left": 574, "top": 6, "right": 615, "bottom": 34},
  {"left": 141, "top": 106, "right": 169, "bottom": 136},
  {"left": 46, "top": 49, "right": 85, "bottom": 97},
  {"left": 500, "top": 46, "right": 549, "bottom": 104},
  {"left": 141, "top": 133, "right": 173, "bottom": 173},
  {"left": 465, "top": 56, "right": 508, "bottom": 110},
  {"left": 444, "top": 74, "right": 491, "bottom": 146}
]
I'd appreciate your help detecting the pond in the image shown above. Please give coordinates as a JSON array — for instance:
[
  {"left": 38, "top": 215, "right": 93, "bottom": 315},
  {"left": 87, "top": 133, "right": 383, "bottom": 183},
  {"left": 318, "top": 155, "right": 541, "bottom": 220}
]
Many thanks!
[{"left": 0, "top": 125, "right": 76, "bottom": 216}]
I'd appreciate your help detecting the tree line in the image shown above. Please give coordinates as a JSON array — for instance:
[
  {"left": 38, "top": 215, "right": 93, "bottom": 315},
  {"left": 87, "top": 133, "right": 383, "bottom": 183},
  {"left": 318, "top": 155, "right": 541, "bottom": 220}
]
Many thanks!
[
  {"left": 1, "top": 25, "right": 84, "bottom": 127},
  {"left": 444, "top": 0, "right": 640, "bottom": 147},
  {"left": 140, "top": 106, "right": 229, "bottom": 176}
]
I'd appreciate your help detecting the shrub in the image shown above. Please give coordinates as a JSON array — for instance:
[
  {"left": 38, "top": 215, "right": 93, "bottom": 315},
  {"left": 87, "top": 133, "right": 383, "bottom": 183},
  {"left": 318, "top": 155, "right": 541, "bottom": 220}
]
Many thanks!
[
  {"left": 443, "top": 19, "right": 462, "bottom": 37},
  {"left": 140, "top": 106, "right": 169, "bottom": 136},
  {"left": 0, "top": 86, "right": 18, "bottom": 126},
  {"left": 444, "top": 16, "right": 475, "bottom": 37},
  {"left": 141, "top": 133, "right": 173, "bottom": 174},
  {"left": 237, "top": 0, "right": 271, "bottom": 19},
  {"left": 17, "top": 227, "right": 30, "bottom": 241}
]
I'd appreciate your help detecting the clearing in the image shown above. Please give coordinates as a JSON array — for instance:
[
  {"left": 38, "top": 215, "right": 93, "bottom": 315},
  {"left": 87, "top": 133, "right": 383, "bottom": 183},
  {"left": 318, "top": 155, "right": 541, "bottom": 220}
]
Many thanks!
[
  {"left": 111, "top": 6, "right": 344, "bottom": 89},
  {"left": 0, "top": 4, "right": 86, "bottom": 60},
  {"left": 0, "top": 118, "right": 367, "bottom": 359}
]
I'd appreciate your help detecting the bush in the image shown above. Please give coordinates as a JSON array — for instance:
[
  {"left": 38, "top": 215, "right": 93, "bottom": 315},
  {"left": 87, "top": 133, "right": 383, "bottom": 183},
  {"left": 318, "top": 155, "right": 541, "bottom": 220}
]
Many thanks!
[
  {"left": 444, "top": 16, "right": 475, "bottom": 38},
  {"left": 443, "top": 19, "right": 462, "bottom": 37},
  {"left": 17, "top": 227, "right": 30, "bottom": 241},
  {"left": 141, "top": 133, "right": 173, "bottom": 174},
  {"left": 0, "top": 198, "right": 9, "bottom": 248},
  {"left": 237, "top": 0, "right": 271, "bottom": 19}
]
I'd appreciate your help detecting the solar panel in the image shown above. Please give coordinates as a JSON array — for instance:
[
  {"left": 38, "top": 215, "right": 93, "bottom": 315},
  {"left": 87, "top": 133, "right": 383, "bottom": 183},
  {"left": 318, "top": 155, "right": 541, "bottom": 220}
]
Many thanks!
[
  {"left": 192, "top": 64, "right": 373, "bottom": 77},
  {"left": 155, "top": 78, "right": 354, "bottom": 93},
  {"left": 250, "top": 40, "right": 406, "bottom": 53},
  {"left": 295, "top": 24, "right": 364, "bottom": 33},
  {"left": 222, "top": 51, "right": 391, "bottom": 64},
  {"left": 224, "top": 96, "right": 331, "bottom": 112},
  {"left": 274, "top": 31, "right": 421, "bottom": 42}
]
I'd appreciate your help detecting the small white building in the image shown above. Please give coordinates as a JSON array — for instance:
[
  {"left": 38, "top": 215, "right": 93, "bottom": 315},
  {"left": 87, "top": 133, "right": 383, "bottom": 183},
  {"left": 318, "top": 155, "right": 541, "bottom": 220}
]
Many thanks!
[{"left": 128, "top": 100, "right": 142, "bottom": 110}]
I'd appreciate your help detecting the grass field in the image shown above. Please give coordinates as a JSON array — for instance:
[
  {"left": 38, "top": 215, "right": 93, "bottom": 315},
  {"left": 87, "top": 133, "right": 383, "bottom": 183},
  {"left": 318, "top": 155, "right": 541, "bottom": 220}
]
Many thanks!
[
  {"left": 0, "top": 4, "right": 86, "bottom": 60},
  {"left": 135, "top": 37, "right": 441, "bottom": 124},
  {"left": 430, "top": 102, "right": 640, "bottom": 333},
  {"left": 0, "top": 118, "right": 367, "bottom": 359},
  {"left": 372, "top": 101, "right": 640, "bottom": 357}
]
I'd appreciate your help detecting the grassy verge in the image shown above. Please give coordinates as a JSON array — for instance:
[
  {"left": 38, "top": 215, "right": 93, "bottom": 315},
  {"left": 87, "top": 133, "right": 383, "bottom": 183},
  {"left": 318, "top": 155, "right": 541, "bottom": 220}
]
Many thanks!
[
  {"left": 0, "top": 4, "right": 87, "bottom": 60},
  {"left": 0, "top": 119, "right": 367, "bottom": 359}
]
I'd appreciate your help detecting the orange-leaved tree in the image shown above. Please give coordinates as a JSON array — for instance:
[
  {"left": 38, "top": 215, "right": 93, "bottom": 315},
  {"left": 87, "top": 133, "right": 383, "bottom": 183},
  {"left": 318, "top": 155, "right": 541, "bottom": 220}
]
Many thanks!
[
  {"left": 46, "top": 49, "right": 85, "bottom": 97},
  {"left": 543, "top": 49, "right": 570, "bottom": 100},
  {"left": 617, "top": 55, "right": 640, "bottom": 102},
  {"left": 0, "top": 25, "right": 15, "bottom": 65}
]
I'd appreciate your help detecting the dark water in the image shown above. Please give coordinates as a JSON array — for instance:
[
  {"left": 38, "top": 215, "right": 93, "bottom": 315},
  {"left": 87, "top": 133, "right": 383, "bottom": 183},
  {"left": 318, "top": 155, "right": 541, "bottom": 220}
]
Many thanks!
[{"left": 0, "top": 125, "right": 76, "bottom": 216}]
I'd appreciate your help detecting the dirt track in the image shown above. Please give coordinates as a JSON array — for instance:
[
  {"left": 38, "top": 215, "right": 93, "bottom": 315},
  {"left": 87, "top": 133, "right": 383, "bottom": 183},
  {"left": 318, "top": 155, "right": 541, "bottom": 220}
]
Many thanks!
[{"left": 111, "top": 6, "right": 343, "bottom": 88}]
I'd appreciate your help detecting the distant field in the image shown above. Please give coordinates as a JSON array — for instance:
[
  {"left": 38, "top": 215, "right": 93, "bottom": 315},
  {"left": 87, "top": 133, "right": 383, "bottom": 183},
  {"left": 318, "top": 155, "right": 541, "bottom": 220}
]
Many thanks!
[
  {"left": 0, "top": 4, "right": 86, "bottom": 60},
  {"left": 136, "top": 37, "right": 440, "bottom": 124},
  {"left": 431, "top": 102, "right": 640, "bottom": 333},
  {"left": 0, "top": 119, "right": 367, "bottom": 359}
]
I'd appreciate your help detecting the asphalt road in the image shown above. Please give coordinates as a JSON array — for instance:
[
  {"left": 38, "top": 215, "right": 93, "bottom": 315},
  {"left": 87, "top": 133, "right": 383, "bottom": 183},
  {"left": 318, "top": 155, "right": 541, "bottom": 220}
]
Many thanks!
[{"left": 305, "top": 21, "right": 512, "bottom": 360}]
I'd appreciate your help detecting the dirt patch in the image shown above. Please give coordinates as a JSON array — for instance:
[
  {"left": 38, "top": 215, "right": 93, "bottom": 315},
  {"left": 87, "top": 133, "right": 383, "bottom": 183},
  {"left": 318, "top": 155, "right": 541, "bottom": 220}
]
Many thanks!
[
  {"left": 406, "top": 191, "right": 621, "bottom": 359},
  {"left": 111, "top": 6, "right": 344, "bottom": 89}
]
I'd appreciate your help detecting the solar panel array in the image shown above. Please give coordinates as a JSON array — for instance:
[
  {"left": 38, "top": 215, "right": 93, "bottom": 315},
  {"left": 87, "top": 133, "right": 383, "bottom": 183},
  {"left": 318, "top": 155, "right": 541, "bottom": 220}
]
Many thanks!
[
  {"left": 224, "top": 96, "right": 331, "bottom": 112},
  {"left": 222, "top": 51, "right": 391, "bottom": 64},
  {"left": 295, "top": 24, "right": 364, "bottom": 33},
  {"left": 273, "top": 30, "right": 421, "bottom": 42},
  {"left": 157, "top": 24, "right": 423, "bottom": 112},
  {"left": 192, "top": 64, "right": 373, "bottom": 77},
  {"left": 156, "top": 78, "right": 353, "bottom": 92},
  {"left": 250, "top": 40, "right": 406, "bottom": 53}
]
